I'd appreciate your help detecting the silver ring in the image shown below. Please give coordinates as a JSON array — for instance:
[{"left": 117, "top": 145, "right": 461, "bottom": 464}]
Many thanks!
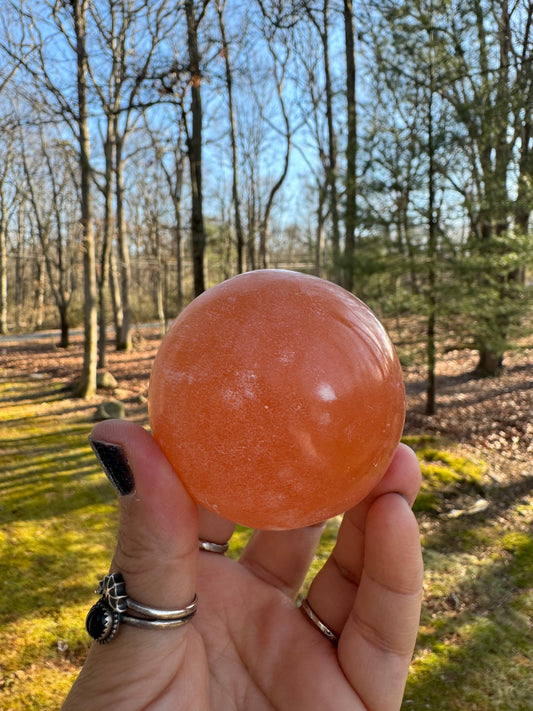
[
  {"left": 300, "top": 598, "right": 339, "bottom": 644},
  {"left": 121, "top": 614, "right": 193, "bottom": 629},
  {"left": 199, "top": 539, "right": 229, "bottom": 554},
  {"left": 127, "top": 594, "right": 198, "bottom": 619},
  {"left": 86, "top": 573, "right": 197, "bottom": 644}
]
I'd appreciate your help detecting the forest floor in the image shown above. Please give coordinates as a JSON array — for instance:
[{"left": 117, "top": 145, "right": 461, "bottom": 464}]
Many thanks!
[
  {"left": 1, "top": 322, "right": 532, "bottom": 709},
  {"left": 3, "top": 322, "right": 532, "bottom": 469},
  {"left": 3, "top": 321, "right": 531, "bottom": 489}
]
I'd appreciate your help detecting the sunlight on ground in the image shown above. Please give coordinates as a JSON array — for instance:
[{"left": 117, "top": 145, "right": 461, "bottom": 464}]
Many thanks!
[{"left": 1, "top": 373, "right": 532, "bottom": 710}]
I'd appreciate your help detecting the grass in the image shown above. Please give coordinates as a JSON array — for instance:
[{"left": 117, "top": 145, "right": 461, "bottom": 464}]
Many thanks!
[
  {"left": 403, "top": 438, "right": 533, "bottom": 710},
  {"left": 0, "top": 375, "right": 118, "bottom": 709},
  {"left": 1, "top": 372, "right": 532, "bottom": 709}
]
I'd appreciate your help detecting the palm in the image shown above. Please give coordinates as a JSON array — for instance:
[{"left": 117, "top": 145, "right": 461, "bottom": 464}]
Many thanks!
[{"left": 194, "top": 553, "right": 362, "bottom": 710}]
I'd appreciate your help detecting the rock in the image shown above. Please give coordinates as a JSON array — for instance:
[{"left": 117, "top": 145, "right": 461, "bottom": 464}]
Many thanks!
[
  {"left": 445, "top": 498, "right": 490, "bottom": 518},
  {"left": 97, "top": 370, "right": 118, "bottom": 390},
  {"left": 94, "top": 400, "right": 125, "bottom": 420},
  {"left": 29, "top": 372, "right": 47, "bottom": 380}
]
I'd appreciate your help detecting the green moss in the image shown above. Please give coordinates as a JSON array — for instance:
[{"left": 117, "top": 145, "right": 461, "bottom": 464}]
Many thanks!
[
  {"left": 405, "top": 610, "right": 533, "bottom": 710},
  {"left": 2, "top": 372, "right": 533, "bottom": 711},
  {"left": 0, "top": 377, "right": 120, "bottom": 709},
  {"left": 501, "top": 532, "right": 533, "bottom": 588},
  {"left": 408, "top": 442, "right": 488, "bottom": 517},
  {"left": 402, "top": 434, "right": 439, "bottom": 449},
  {"left": 419, "top": 448, "right": 485, "bottom": 485},
  {"left": 413, "top": 490, "right": 441, "bottom": 513}
]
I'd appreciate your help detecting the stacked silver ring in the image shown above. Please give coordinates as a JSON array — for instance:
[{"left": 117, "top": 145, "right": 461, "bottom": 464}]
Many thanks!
[{"left": 86, "top": 572, "right": 198, "bottom": 644}]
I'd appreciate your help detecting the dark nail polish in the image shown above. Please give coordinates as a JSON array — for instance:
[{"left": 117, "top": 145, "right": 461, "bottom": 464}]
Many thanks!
[{"left": 89, "top": 437, "right": 135, "bottom": 496}]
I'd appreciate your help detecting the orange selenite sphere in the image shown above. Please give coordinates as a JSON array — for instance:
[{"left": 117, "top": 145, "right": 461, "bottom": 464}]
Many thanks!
[{"left": 148, "top": 269, "right": 405, "bottom": 530}]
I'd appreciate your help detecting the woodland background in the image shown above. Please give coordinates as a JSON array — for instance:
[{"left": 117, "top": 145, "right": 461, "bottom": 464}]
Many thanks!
[
  {"left": 0, "top": 2, "right": 532, "bottom": 709},
  {"left": 0, "top": 0, "right": 532, "bottom": 412}
]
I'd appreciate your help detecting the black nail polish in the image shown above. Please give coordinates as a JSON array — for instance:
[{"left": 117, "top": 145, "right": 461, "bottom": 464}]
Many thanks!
[{"left": 89, "top": 437, "right": 135, "bottom": 496}]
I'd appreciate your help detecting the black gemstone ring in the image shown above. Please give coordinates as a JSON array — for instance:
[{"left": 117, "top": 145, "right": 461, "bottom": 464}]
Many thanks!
[
  {"left": 85, "top": 572, "right": 198, "bottom": 644},
  {"left": 86, "top": 600, "right": 120, "bottom": 643}
]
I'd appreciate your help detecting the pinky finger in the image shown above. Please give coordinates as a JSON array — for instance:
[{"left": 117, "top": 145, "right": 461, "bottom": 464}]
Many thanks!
[{"left": 339, "top": 493, "right": 423, "bottom": 711}]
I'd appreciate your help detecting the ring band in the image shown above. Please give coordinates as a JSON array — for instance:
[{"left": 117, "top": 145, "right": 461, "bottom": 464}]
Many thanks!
[
  {"left": 86, "top": 572, "right": 198, "bottom": 644},
  {"left": 300, "top": 598, "right": 339, "bottom": 644},
  {"left": 121, "top": 614, "right": 193, "bottom": 629},
  {"left": 127, "top": 594, "right": 198, "bottom": 619},
  {"left": 199, "top": 539, "right": 229, "bottom": 554}
]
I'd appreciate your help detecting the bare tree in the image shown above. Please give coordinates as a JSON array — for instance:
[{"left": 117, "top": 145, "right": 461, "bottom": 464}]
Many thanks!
[
  {"left": 258, "top": 30, "right": 292, "bottom": 268},
  {"left": 146, "top": 112, "right": 187, "bottom": 313},
  {"left": 3, "top": 0, "right": 99, "bottom": 395},
  {"left": 72, "top": 0, "right": 98, "bottom": 397},
  {"left": 292, "top": 20, "right": 330, "bottom": 276},
  {"left": 0, "top": 129, "right": 17, "bottom": 334},
  {"left": 184, "top": 0, "right": 210, "bottom": 296},
  {"left": 304, "top": 0, "right": 341, "bottom": 283},
  {"left": 342, "top": 0, "right": 357, "bottom": 291},
  {"left": 215, "top": 0, "right": 245, "bottom": 273},
  {"left": 20, "top": 125, "right": 79, "bottom": 348},
  {"left": 89, "top": 0, "right": 179, "bottom": 350},
  {"left": 95, "top": 107, "right": 115, "bottom": 368}
]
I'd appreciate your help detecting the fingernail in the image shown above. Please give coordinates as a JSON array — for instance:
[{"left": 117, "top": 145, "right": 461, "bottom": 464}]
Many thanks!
[{"left": 89, "top": 437, "right": 135, "bottom": 496}]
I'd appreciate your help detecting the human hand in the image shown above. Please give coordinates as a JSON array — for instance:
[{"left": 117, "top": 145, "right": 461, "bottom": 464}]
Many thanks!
[{"left": 62, "top": 419, "right": 423, "bottom": 711}]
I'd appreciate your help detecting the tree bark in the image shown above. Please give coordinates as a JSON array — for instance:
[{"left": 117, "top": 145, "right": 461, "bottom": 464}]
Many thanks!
[
  {"left": 426, "top": 55, "right": 437, "bottom": 415},
  {"left": 74, "top": 0, "right": 98, "bottom": 398},
  {"left": 114, "top": 131, "right": 133, "bottom": 350},
  {"left": 216, "top": 0, "right": 244, "bottom": 274},
  {"left": 98, "top": 121, "right": 115, "bottom": 368},
  {"left": 473, "top": 0, "right": 512, "bottom": 375},
  {"left": 21, "top": 127, "right": 74, "bottom": 349},
  {"left": 343, "top": 0, "right": 357, "bottom": 292},
  {"left": 322, "top": 0, "right": 340, "bottom": 283},
  {"left": 185, "top": 0, "right": 208, "bottom": 296},
  {"left": 0, "top": 203, "right": 7, "bottom": 335},
  {"left": 172, "top": 165, "right": 184, "bottom": 313}
]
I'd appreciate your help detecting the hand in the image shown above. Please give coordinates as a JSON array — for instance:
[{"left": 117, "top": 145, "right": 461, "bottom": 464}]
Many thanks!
[{"left": 62, "top": 419, "right": 423, "bottom": 711}]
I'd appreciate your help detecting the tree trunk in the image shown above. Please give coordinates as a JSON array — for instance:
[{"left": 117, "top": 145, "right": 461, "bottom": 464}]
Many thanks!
[
  {"left": 74, "top": 0, "right": 98, "bottom": 399},
  {"left": 216, "top": 0, "right": 244, "bottom": 274},
  {"left": 171, "top": 133, "right": 185, "bottom": 313},
  {"left": 0, "top": 204, "right": 7, "bottom": 334},
  {"left": 173, "top": 192, "right": 184, "bottom": 313},
  {"left": 247, "top": 177, "right": 257, "bottom": 271},
  {"left": 14, "top": 206, "right": 24, "bottom": 330},
  {"left": 59, "top": 303, "right": 70, "bottom": 349},
  {"left": 34, "top": 261, "right": 45, "bottom": 331},
  {"left": 109, "top": 245, "right": 124, "bottom": 343},
  {"left": 98, "top": 123, "right": 115, "bottom": 368},
  {"left": 115, "top": 132, "right": 132, "bottom": 350},
  {"left": 322, "top": 1, "right": 340, "bottom": 283},
  {"left": 185, "top": 0, "right": 207, "bottom": 297},
  {"left": 477, "top": 348, "right": 504, "bottom": 376},
  {"left": 315, "top": 179, "right": 327, "bottom": 278},
  {"left": 514, "top": 116, "right": 532, "bottom": 284},
  {"left": 152, "top": 221, "right": 166, "bottom": 336},
  {"left": 343, "top": 0, "right": 357, "bottom": 292},
  {"left": 258, "top": 29, "right": 292, "bottom": 270},
  {"left": 473, "top": 0, "right": 512, "bottom": 375},
  {"left": 426, "top": 63, "right": 437, "bottom": 416}
]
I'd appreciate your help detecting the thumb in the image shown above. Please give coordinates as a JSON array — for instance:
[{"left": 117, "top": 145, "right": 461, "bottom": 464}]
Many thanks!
[
  {"left": 62, "top": 420, "right": 204, "bottom": 711},
  {"left": 88, "top": 419, "right": 199, "bottom": 642}
]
